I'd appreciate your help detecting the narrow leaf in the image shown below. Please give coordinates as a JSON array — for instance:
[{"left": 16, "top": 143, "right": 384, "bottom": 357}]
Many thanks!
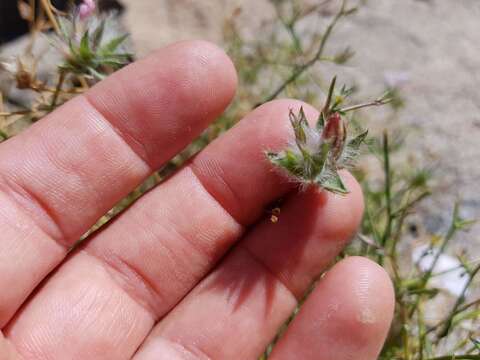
[
  {"left": 92, "top": 20, "right": 106, "bottom": 50},
  {"left": 101, "top": 34, "right": 129, "bottom": 54},
  {"left": 348, "top": 129, "right": 369, "bottom": 149},
  {"left": 79, "top": 31, "right": 92, "bottom": 60},
  {"left": 317, "top": 167, "right": 349, "bottom": 194},
  {"left": 289, "top": 107, "right": 309, "bottom": 145},
  {"left": 316, "top": 112, "right": 325, "bottom": 130},
  {"left": 322, "top": 76, "right": 337, "bottom": 117}
]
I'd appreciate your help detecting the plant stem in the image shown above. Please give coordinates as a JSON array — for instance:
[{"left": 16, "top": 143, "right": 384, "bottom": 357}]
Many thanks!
[
  {"left": 409, "top": 204, "right": 460, "bottom": 318},
  {"left": 40, "top": 0, "right": 61, "bottom": 35},
  {"left": 0, "top": 111, "right": 31, "bottom": 117},
  {"left": 51, "top": 71, "right": 66, "bottom": 108},
  {"left": 258, "top": 0, "right": 348, "bottom": 105},
  {"left": 418, "top": 300, "right": 426, "bottom": 360},
  {"left": 391, "top": 190, "right": 431, "bottom": 218},
  {"left": 0, "top": 91, "right": 4, "bottom": 120},
  {"left": 440, "top": 265, "right": 480, "bottom": 338},
  {"left": 421, "top": 204, "right": 460, "bottom": 285},
  {"left": 378, "top": 131, "right": 393, "bottom": 265},
  {"left": 402, "top": 304, "right": 411, "bottom": 360},
  {"left": 274, "top": 5, "right": 303, "bottom": 53},
  {"left": 322, "top": 76, "right": 337, "bottom": 117},
  {"left": 339, "top": 96, "right": 392, "bottom": 113},
  {"left": 457, "top": 298, "right": 480, "bottom": 314},
  {"left": 428, "top": 264, "right": 480, "bottom": 338},
  {"left": 0, "top": 92, "right": 6, "bottom": 140},
  {"left": 425, "top": 356, "right": 480, "bottom": 360}
]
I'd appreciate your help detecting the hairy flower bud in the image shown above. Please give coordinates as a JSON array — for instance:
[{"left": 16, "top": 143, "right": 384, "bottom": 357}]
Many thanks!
[
  {"left": 322, "top": 112, "right": 346, "bottom": 160},
  {"left": 267, "top": 106, "right": 368, "bottom": 195}
]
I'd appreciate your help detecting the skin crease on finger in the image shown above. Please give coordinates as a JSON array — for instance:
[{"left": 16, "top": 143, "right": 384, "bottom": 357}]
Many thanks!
[
  {"left": 0, "top": 40, "right": 238, "bottom": 357},
  {"left": 2, "top": 99, "right": 322, "bottom": 358},
  {"left": 130, "top": 174, "right": 366, "bottom": 359},
  {"left": 0, "top": 40, "right": 394, "bottom": 359},
  {"left": 0, "top": 40, "right": 238, "bottom": 329}
]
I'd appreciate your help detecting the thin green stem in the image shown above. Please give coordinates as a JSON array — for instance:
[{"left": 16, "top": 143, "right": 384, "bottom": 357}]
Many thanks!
[
  {"left": 274, "top": 4, "right": 303, "bottom": 54},
  {"left": 425, "top": 356, "right": 480, "bottom": 360},
  {"left": 259, "top": 0, "right": 348, "bottom": 105},
  {"left": 50, "top": 71, "right": 66, "bottom": 108},
  {"left": 339, "top": 96, "right": 392, "bottom": 113},
  {"left": 378, "top": 131, "right": 393, "bottom": 265},
  {"left": 422, "top": 204, "right": 460, "bottom": 285},
  {"left": 409, "top": 204, "right": 460, "bottom": 318},
  {"left": 418, "top": 300, "right": 426, "bottom": 360},
  {"left": 391, "top": 190, "right": 431, "bottom": 218},
  {"left": 428, "top": 264, "right": 480, "bottom": 338},
  {"left": 457, "top": 298, "right": 480, "bottom": 314}
]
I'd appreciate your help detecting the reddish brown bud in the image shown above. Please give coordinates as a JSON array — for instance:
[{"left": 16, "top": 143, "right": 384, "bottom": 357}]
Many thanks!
[
  {"left": 15, "top": 70, "right": 33, "bottom": 89},
  {"left": 322, "top": 112, "right": 347, "bottom": 159}
]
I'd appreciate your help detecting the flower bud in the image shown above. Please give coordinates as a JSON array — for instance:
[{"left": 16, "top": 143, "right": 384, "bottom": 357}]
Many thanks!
[
  {"left": 79, "top": 0, "right": 96, "bottom": 20},
  {"left": 1, "top": 57, "right": 36, "bottom": 89},
  {"left": 322, "top": 112, "right": 346, "bottom": 159}
]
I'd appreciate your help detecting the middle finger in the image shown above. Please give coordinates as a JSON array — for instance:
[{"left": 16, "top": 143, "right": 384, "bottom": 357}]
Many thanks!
[{"left": 5, "top": 100, "right": 317, "bottom": 359}]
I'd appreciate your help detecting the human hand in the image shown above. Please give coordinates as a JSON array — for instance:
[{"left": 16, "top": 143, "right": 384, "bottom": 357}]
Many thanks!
[{"left": 0, "top": 41, "right": 394, "bottom": 360}]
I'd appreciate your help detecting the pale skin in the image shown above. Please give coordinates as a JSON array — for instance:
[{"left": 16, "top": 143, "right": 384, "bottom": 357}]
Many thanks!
[{"left": 0, "top": 41, "right": 395, "bottom": 359}]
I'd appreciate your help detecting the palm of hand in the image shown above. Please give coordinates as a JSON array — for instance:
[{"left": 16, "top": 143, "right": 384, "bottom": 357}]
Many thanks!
[{"left": 0, "top": 41, "right": 393, "bottom": 360}]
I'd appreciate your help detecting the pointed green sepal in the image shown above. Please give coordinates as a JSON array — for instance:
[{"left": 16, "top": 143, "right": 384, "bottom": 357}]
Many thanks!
[
  {"left": 267, "top": 150, "right": 301, "bottom": 177},
  {"left": 289, "top": 107, "right": 309, "bottom": 146},
  {"left": 338, "top": 129, "right": 368, "bottom": 169},
  {"left": 317, "top": 168, "right": 349, "bottom": 195},
  {"left": 79, "top": 31, "right": 92, "bottom": 60},
  {"left": 92, "top": 19, "right": 106, "bottom": 50},
  {"left": 316, "top": 112, "right": 326, "bottom": 130}
]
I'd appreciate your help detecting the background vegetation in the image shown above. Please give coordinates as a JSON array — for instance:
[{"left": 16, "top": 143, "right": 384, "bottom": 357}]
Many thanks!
[{"left": 0, "top": 0, "right": 478, "bottom": 359}]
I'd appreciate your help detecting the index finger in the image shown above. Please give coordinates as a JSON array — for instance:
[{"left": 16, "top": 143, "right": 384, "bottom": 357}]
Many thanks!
[{"left": 0, "top": 40, "right": 237, "bottom": 327}]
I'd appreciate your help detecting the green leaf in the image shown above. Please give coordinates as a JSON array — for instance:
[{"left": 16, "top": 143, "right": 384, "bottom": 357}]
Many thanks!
[
  {"left": 338, "top": 129, "right": 368, "bottom": 168},
  {"left": 340, "top": 84, "right": 355, "bottom": 98},
  {"left": 68, "top": 39, "right": 79, "bottom": 58},
  {"left": 452, "top": 203, "right": 477, "bottom": 231},
  {"left": 79, "top": 31, "right": 93, "bottom": 61},
  {"left": 102, "top": 53, "right": 132, "bottom": 61},
  {"left": 317, "top": 167, "right": 349, "bottom": 194},
  {"left": 316, "top": 112, "right": 325, "bottom": 130},
  {"left": 300, "top": 148, "right": 316, "bottom": 180},
  {"left": 322, "top": 76, "right": 337, "bottom": 117},
  {"left": 452, "top": 309, "right": 480, "bottom": 327},
  {"left": 99, "top": 61, "right": 127, "bottom": 68},
  {"left": 470, "top": 337, "right": 480, "bottom": 352},
  {"left": 266, "top": 150, "right": 302, "bottom": 177},
  {"left": 289, "top": 107, "right": 309, "bottom": 145},
  {"left": 0, "top": 129, "right": 8, "bottom": 141},
  {"left": 100, "top": 34, "right": 129, "bottom": 55},
  {"left": 98, "top": 54, "right": 132, "bottom": 67},
  {"left": 334, "top": 47, "right": 355, "bottom": 64},
  {"left": 92, "top": 20, "right": 106, "bottom": 50},
  {"left": 311, "top": 142, "right": 330, "bottom": 176},
  {"left": 88, "top": 67, "right": 107, "bottom": 80},
  {"left": 348, "top": 129, "right": 369, "bottom": 149}
]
